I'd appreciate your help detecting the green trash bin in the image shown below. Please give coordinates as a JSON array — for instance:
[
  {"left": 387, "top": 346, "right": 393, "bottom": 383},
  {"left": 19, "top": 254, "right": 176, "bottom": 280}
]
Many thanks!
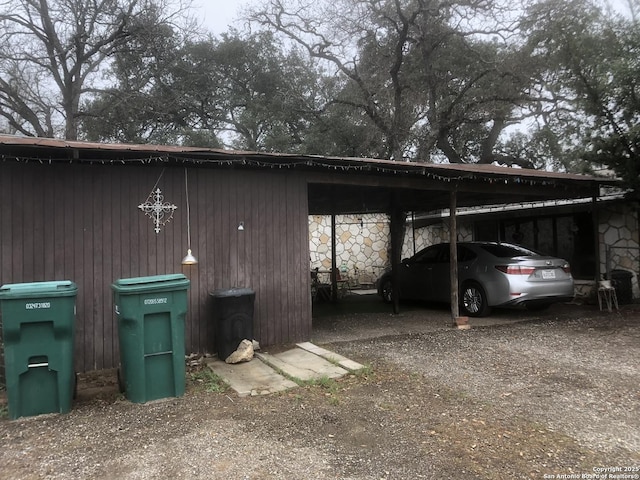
[
  {"left": 0, "top": 281, "right": 77, "bottom": 419},
  {"left": 111, "top": 274, "right": 190, "bottom": 403}
]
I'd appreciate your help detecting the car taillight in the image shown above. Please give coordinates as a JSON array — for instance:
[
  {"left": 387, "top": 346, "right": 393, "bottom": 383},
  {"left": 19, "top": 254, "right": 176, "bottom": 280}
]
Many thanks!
[
  {"left": 562, "top": 263, "right": 571, "bottom": 274},
  {"left": 495, "top": 265, "right": 536, "bottom": 275}
]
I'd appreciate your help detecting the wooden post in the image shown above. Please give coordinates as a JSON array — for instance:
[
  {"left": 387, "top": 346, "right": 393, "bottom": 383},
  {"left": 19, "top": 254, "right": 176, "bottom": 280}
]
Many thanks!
[
  {"left": 450, "top": 183, "right": 468, "bottom": 328},
  {"left": 591, "top": 188, "right": 601, "bottom": 284},
  {"left": 411, "top": 211, "right": 416, "bottom": 255},
  {"left": 450, "top": 185, "right": 459, "bottom": 318},
  {"left": 390, "top": 195, "right": 405, "bottom": 314}
]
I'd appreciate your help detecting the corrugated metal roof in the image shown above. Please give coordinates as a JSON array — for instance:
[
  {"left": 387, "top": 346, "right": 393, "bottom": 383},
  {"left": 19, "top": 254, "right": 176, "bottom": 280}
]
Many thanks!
[{"left": 0, "top": 134, "right": 606, "bottom": 184}]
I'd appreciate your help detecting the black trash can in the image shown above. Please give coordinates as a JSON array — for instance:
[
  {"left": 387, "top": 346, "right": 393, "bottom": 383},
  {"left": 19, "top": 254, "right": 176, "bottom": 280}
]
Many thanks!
[
  {"left": 609, "top": 269, "right": 634, "bottom": 305},
  {"left": 210, "top": 288, "right": 255, "bottom": 361}
]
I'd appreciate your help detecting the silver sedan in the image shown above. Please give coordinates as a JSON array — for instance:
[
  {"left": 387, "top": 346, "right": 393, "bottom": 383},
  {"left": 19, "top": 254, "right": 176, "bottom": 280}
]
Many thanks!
[{"left": 377, "top": 242, "right": 575, "bottom": 316}]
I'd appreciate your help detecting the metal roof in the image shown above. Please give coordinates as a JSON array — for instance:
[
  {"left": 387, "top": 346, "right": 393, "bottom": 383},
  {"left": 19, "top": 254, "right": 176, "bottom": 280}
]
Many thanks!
[{"left": 0, "top": 134, "right": 615, "bottom": 214}]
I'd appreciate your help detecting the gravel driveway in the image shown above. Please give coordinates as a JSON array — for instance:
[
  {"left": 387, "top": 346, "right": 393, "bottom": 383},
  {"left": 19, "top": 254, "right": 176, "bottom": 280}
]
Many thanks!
[{"left": 1, "top": 297, "right": 639, "bottom": 479}]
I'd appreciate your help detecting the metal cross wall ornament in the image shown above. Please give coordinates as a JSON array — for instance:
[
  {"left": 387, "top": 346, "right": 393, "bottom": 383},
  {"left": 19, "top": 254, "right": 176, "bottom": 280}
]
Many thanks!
[{"left": 138, "top": 188, "right": 177, "bottom": 234}]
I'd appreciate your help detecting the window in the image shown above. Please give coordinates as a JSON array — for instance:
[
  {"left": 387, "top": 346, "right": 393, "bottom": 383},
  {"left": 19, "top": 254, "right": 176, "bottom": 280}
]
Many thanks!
[
  {"left": 458, "top": 246, "right": 477, "bottom": 262},
  {"left": 412, "top": 244, "right": 445, "bottom": 264},
  {"left": 480, "top": 244, "right": 538, "bottom": 258}
]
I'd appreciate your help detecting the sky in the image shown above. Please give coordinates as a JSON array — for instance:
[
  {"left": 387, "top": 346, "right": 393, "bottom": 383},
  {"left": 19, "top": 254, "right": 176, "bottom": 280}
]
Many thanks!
[{"left": 193, "top": 1, "right": 254, "bottom": 34}]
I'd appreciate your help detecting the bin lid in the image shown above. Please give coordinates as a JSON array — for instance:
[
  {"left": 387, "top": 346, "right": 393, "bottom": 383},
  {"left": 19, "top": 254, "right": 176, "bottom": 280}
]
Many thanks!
[
  {"left": 209, "top": 287, "right": 255, "bottom": 298},
  {"left": 111, "top": 274, "right": 190, "bottom": 294},
  {"left": 0, "top": 280, "right": 77, "bottom": 299}
]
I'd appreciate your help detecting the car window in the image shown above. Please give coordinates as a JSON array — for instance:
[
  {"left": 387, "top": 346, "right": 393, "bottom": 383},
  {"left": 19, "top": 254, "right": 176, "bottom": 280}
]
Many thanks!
[
  {"left": 458, "top": 246, "right": 477, "bottom": 262},
  {"left": 480, "top": 244, "right": 537, "bottom": 258},
  {"left": 442, "top": 246, "right": 477, "bottom": 262},
  {"left": 412, "top": 245, "right": 444, "bottom": 264},
  {"left": 412, "top": 244, "right": 477, "bottom": 263}
]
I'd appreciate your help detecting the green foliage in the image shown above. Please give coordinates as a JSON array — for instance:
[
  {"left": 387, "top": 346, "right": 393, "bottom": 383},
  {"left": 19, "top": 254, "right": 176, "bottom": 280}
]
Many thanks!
[
  {"left": 190, "top": 368, "right": 229, "bottom": 393},
  {"left": 9, "top": 0, "right": 638, "bottom": 180},
  {"left": 303, "top": 376, "right": 341, "bottom": 405},
  {"left": 247, "top": 0, "right": 554, "bottom": 164},
  {"left": 520, "top": 0, "right": 640, "bottom": 187},
  {"left": 83, "top": 29, "right": 322, "bottom": 150},
  {"left": 354, "top": 364, "right": 374, "bottom": 378},
  {"left": 0, "top": 0, "right": 192, "bottom": 140}
]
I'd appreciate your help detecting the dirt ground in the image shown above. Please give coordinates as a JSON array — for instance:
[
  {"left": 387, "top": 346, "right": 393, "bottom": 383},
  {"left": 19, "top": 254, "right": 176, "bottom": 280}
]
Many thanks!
[{"left": 1, "top": 296, "right": 639, "bottom": 479}]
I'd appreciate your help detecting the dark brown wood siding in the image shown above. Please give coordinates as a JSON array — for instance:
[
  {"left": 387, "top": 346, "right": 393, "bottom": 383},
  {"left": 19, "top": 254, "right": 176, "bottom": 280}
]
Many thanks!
[{"left": 0, "top": 162, "right": 311, "bottom": 372}]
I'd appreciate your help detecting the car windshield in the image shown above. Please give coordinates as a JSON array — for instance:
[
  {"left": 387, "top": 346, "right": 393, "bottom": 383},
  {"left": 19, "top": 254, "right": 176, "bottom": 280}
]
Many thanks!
[{"left": 480, "top": 244, "right": 538, "bottom": 258}]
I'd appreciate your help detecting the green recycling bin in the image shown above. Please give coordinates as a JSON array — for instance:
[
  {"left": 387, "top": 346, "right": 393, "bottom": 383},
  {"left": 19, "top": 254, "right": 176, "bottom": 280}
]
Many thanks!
[
  {"left": 111, "top": 274, "right": 190, "bottom": 403},
  {"left": 0, "top": 281, "right": 77, "bottom": 420}
]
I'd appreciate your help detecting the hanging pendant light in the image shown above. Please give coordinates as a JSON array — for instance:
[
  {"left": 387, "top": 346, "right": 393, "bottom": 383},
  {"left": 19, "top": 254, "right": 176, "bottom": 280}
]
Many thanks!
[
  {"left": 182, "top": 168, "right": 198, "bottom": 265},
  {"left": 182, "top": 248, "right": 197, "bottom": 265}
]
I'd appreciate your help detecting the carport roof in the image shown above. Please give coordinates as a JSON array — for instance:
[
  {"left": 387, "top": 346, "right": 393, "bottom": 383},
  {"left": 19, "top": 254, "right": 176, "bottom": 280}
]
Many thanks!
[{"left": 0, "top": 134, "right": 615, "bottom": 215}]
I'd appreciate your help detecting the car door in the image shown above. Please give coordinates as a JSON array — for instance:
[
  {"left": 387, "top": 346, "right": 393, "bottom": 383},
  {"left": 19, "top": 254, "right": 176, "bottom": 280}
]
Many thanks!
[
  {"left": 398, "top": 244, "right": 445, "bottom": 300},
  {"left": 429, "top": 245, "right": 452, "bottom": 301},
  {"left": 429, "top": 245, "right": 479, "bottom": 303}
]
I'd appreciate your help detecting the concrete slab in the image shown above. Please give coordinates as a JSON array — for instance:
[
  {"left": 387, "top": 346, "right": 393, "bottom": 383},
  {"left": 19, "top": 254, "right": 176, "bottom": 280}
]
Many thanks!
[
  {"left": 204, "top": 343, "right": 360, "bottom": 397},
  {"left": 205, "top": 357, "right": 298, "bottom": 397},
  {"left": 256, "top": 348, "right": 348, "bottom": 382},
  {"left": 296, "top": 342, "right": 365, "bottom": 373}
]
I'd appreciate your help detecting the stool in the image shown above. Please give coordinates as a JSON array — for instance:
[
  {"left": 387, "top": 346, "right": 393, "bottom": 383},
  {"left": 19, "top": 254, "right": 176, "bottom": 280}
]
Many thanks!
[{"left": 597, "top": 280, "right": 618, "bottom": 312}]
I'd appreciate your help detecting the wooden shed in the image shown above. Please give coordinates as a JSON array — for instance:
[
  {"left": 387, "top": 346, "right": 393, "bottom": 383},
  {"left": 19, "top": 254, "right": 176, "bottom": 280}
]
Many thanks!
[{"left": 0, "top": 136, "right": 606, "bottom": 372}]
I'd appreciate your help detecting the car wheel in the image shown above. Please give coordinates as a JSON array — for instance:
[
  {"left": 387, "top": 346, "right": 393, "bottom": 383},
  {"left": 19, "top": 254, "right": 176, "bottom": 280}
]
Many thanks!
[
  {"left": 461, "top": 282, "right": 491, "bottom": 317},
  {"left": 380, "top": 277, "right": 393, "bottom": 304}
]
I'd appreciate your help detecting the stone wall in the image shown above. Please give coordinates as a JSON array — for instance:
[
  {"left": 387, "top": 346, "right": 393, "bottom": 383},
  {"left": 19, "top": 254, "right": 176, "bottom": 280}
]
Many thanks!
[
  {"left": 309, "top": 203, "right": 639, "bottom": 300},
  {"left": 309, "top": 214, "right": 475, "bottom": 287},
  {"left": 402, "top": 219, "right": 473, "bottom": 259},
  {"left": 309, "top": 214, "right": 390, "bottom": 287},
  {"left": 599, "top": 202, "right": 640, "bottom": 298},
  {"left": 405, "top": 202, "right": 639, "bottom": 301}
]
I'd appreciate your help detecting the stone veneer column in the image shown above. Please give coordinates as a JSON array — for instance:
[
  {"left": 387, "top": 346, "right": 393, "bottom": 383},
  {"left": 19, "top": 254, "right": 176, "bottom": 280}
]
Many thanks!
[{"left": 599, "top": 203, "right": 640, "bottom": 298}]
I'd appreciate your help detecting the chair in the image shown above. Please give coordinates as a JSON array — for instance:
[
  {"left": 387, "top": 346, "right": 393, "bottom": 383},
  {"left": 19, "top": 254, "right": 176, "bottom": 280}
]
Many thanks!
[
  {"left": 310, "top": 268, "right": 332, "bottom": 302},
  {"left": 335, "top": 269, "right": 350, "bottom": 299},
  {"left": 597, "top": 280, "right": 619, "bottom": 312}
]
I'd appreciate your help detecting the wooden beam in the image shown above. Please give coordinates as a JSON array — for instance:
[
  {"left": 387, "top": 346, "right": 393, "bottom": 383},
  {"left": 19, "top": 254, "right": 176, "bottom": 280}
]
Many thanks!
[{"left": 306, "top": 171, "right": 596, "bottom": 199}]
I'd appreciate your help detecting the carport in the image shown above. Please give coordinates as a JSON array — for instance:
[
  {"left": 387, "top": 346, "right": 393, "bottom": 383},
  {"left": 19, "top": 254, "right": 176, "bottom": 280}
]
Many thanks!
[
  {"left": 0, "top": 135, "right": 614, "bottom": 372},
  {"left": 305, "top": 160, "right": 610, "bottom": 321}
]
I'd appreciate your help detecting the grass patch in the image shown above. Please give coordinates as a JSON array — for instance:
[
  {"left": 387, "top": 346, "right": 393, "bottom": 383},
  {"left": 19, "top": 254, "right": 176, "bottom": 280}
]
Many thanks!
[
  {"left": 353, "top": 363, "right": 374, "bottom": 378},
  {"left": 0, "top": 403, "right": 8, "bottom": 420},
  {"left": 303, "top": 375, "right": 342, "bottom": 404},
  {"left": 190, "top": 368, "right": 229, "bottom": 393},
  {"left": 306, "top": 375, "right": 339, "bottom": 391}
]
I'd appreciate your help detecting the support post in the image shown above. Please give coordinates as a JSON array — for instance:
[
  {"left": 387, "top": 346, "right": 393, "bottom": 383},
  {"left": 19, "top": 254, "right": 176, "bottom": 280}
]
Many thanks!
[
  {"left": 390, "top": 196, "right": 405, "bottom": 314},
  {"left": 412, "top": 211, "right": 416, "bottom": 255},
  {"left": 331, "top": 212, "right": 338, "bottom": 302},
  {"left": 592, "top": 189, "right": 601, "bottom": 283},
  {"left": 450, "top": 184, "right": 467, "bottom": 328}
]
